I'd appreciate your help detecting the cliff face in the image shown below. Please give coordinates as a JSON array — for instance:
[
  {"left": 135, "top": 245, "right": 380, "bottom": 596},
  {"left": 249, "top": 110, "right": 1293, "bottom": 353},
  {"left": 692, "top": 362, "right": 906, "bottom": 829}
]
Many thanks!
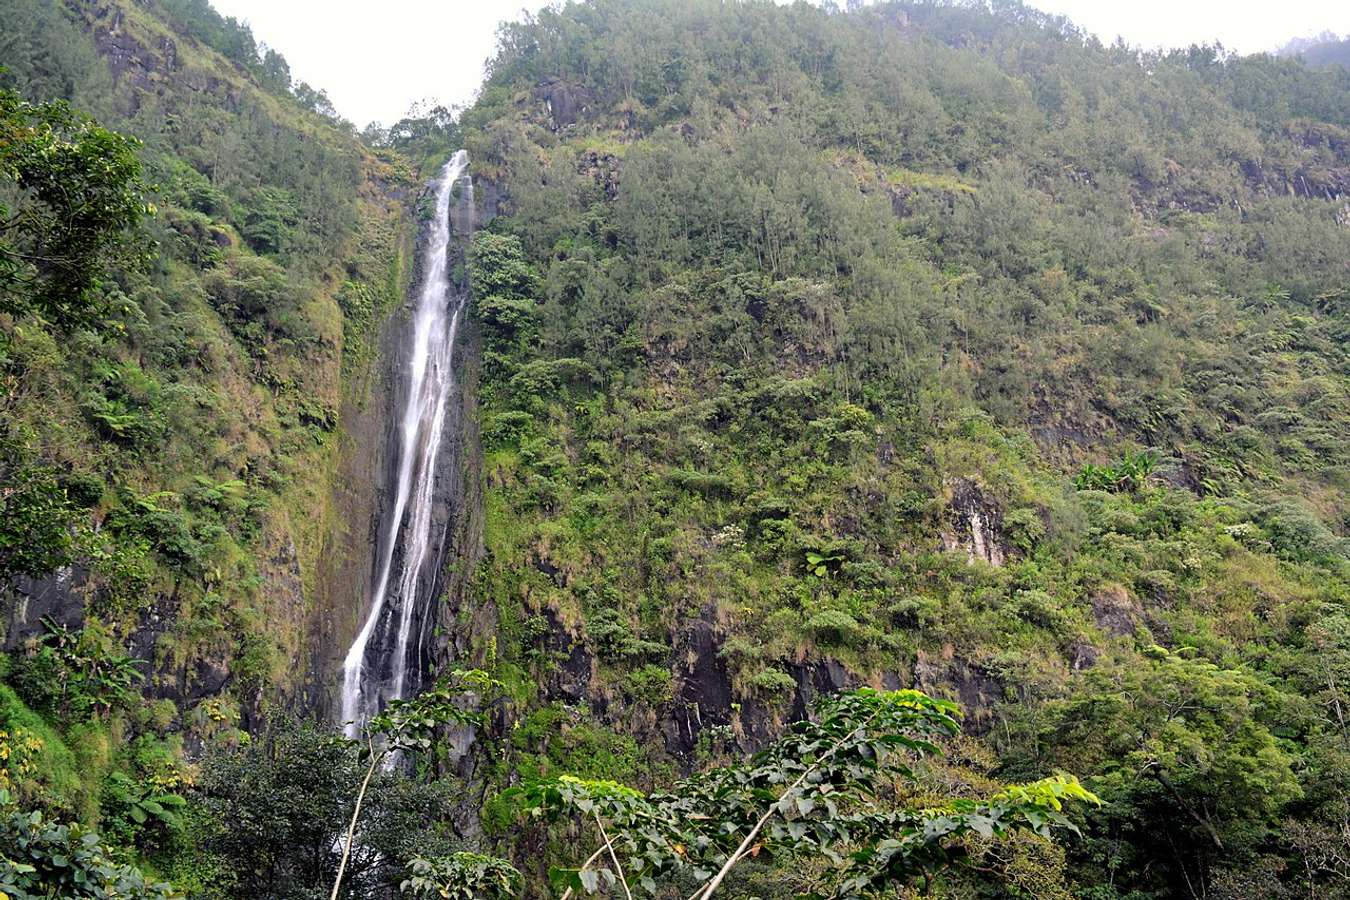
[
  {"left": 306, "top": 167, "right": 495, "bottom": 723},
  {"left": 0, "top": 0, "right": 418, "bottom": 743},
  {"left": 444, "top": 18, "right": 1349, "bottom": 899},
  {"left": 304, "top": 244, "right": 410, "bottom": 717},
  {"left": 423, "top": 173, "right": 494, "bottom": 694}
]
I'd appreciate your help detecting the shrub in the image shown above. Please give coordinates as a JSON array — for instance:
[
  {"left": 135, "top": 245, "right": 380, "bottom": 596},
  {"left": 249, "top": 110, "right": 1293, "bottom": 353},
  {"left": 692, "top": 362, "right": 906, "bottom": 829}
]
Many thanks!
[
  {"left": 0, "top": 804, "right": 175, "bottom": 899},
  {"left": 806, "top": 609, "right": 864, "bottom": 647},
  {"left": 0, "top": 437, "right": 78, "bottom": 580},
  {"left": 625, "top": 664, "right": 674, "bottom": 706},
  {"left": 748, "top": 668, "right": 797, "bottom": 697}
]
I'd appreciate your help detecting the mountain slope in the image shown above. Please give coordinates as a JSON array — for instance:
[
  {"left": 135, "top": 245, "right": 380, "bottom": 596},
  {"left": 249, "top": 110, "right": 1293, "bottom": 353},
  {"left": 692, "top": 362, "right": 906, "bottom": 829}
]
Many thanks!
[
  {"left": 0, "top": 0, "right": 418, "bottom": 834},
  {"left": 1, "top": 0, "right": 1348, "bottom": 896},
  {"left": 454, "top": 1, "right": 1350, "bottom": 896}
]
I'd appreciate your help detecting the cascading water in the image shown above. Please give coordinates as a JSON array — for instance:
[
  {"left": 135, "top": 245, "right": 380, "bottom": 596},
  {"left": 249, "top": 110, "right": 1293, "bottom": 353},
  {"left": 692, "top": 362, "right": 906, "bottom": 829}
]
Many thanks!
[{"left": 340, "top": 151, "right": 472, "bottom": 737}]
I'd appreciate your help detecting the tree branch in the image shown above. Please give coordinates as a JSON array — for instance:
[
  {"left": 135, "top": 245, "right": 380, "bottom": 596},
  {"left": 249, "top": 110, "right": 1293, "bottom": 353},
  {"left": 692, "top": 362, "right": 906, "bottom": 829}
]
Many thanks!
[
  {"left": 689, "top": 712, "right": 878, "bottom": 900},
  {"left": 595, "top": 812, "right": 634, "bottom": 900},
  {"left": 330, "top": 734, "right": 384, "bottom": 900},
  {"left": 559, "top": 843, "right": 609, "bottom": 900}
]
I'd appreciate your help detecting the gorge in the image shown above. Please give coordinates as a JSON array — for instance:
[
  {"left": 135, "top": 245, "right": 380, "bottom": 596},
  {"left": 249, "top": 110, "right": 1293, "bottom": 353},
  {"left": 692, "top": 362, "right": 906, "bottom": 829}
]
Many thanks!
[{"left": 0, "top": 0, "right": 1348, "bottom": 898}]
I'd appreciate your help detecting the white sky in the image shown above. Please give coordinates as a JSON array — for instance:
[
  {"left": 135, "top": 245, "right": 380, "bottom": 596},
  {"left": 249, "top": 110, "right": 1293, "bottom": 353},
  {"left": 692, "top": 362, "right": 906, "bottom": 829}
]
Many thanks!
[{"left": 205, "top": 0, "right": 1350, "bottom": 127}]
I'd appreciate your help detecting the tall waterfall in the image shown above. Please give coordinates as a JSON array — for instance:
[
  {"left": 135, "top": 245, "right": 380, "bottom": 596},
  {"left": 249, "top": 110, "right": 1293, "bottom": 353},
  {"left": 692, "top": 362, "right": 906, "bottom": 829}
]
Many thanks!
[{"left": 340, "top": 151, "right": 472, "bottom": 737}]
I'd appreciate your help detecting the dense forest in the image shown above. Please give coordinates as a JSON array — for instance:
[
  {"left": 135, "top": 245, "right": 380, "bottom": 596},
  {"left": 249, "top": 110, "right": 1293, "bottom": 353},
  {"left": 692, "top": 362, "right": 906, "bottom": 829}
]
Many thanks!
[
  {"left": 1, "top": 0, "right": 1348, "bottom": 898},
  {"left": 1280, "top": 32, "right": 1350, "bottom": 70}
]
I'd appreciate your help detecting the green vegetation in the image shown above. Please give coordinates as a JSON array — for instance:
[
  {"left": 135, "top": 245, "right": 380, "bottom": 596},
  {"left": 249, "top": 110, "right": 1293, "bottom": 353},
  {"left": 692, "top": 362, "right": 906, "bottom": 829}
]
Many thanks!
[
  {"left": 459, "top": 1, "right": 1350, "bottom": 896},
  {"left": 1, "top": 0, "right": 1348, "bottom": 897},
  {"left": 0, "top": 800, "right": 176, "bottom": 899},
  {"left": 0, "top": 0, "right": 416, "bottom": 893},
  {"left": 0, "top": 84, "right": 149, "bottom": 329},
  {"left": 519, "top": 689, "right": 1097, "bottom": 898}
]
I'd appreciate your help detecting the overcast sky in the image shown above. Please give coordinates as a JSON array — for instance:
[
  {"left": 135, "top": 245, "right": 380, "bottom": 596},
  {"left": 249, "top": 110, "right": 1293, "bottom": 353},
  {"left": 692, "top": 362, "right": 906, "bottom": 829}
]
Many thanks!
[{"left": 206, "top": 0, "right": 1350, "bottom": 127}]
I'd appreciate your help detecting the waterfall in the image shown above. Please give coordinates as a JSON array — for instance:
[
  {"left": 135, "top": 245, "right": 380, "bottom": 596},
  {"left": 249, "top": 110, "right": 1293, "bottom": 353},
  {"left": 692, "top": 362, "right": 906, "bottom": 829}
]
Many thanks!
[{"left": 340, "top": 151, "right": 472, "bottom": 737}]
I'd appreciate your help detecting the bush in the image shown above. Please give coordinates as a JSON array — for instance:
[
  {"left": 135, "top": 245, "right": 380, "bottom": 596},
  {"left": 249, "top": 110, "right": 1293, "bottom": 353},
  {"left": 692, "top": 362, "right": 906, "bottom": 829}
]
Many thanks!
[
  {"left": 806, "top": 609, "right": 864, "bottom": 648},
  {"left": 0, "top": 804, "right": 175, "bottom": 899},
  {"left": 748, "top": 668, "right": 797, "bottom": 697},
  {"left": 0, "top": 435, "right": 79, "bottom": 580},
  {"left": 625, "top": 664, "right": 674, "bottom": 706},
  {"left": 240, "top": 187, "right": 297, "bottom": 256}
]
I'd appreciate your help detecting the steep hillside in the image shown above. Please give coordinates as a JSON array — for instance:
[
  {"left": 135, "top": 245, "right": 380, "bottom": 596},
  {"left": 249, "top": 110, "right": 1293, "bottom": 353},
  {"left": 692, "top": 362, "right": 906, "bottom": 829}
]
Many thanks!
[
  {"left": 1, "top": 0, "right": 420, "bottom": 843},
  {"left": 2, "top": 0, "right": 1349, "bottom": 898},
  {"left": 453, "top": 1, "right": 1350, "bottom": 896}
]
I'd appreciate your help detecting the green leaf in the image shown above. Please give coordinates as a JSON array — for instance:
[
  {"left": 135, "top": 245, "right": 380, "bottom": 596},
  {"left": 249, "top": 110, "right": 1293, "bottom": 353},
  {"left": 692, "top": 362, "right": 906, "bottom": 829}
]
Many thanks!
[{"left": 579, "top": 867, "right": 600, "bottom": 893}]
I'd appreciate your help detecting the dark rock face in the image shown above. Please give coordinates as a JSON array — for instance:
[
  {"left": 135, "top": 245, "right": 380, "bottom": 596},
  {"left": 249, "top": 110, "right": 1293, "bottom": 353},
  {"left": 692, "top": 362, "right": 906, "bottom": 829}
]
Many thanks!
[
  {"left": 425, "top": 180, "right": 496, "bottom": 682},
  {"left": 92, "top": 5, "right": 171, "bottom": 89},
  {"left": 787, "top": 658, "right": 852, "bottom": 722},
  {"left": 1241, "top": 124, "right": 1350, "bottom": 205},
  {"left": 473, "top": 178, "right": 505, "bottom": 224},
  {"left": 1126, "top": 123, "right": 1350, "bottom": 217},
  {"left": 889, "top": 187, "right": 915, "bottom": 218},
  {"left": 1069, "top": 639, "right": 1100, "bottom": 671},
  {"left": 539, "top": 607, "right": 593, "bottom": 704},
  {"left": 577, "top": 151, "right": 622, "bottom": 199},
  {"left": 535, "top": 78, "right": 593, "bottom": 130},
  {"left": 2, "top": 567, "right": 88, "bottom": 650},
  {"left": 90, "top": 2, "right": 242, "bottom": 114},
  {"left": 667, "top": 605, "right": 735, "bottom": 755},
  {"left": 914, "top": 651, "right": 1003, "bottom": 732},
  {"left": 941, "top": 478, "right": 1006, "bottom": 566},
  {"left": 1091, "top": 584, "right": 1142, "bottom": 638},
  {"left": 303, "top": 304, "right": 396, "bottom": 714},
  {"left": 659, "top": 611, "right": 904, "bottom": 761}
]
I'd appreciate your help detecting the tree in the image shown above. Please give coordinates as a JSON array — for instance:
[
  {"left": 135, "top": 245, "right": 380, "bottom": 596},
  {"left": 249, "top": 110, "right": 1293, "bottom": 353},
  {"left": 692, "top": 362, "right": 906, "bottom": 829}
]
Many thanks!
[
  {"left": 1009, "top": 651, "right": 1304, "bottom": 895},
  {"left": 293, "top": 82, "right": 340, "bottom": 121},
  {"left": 0, "top": 84, "right": 148, "bottom": 329},
  {"left": 0, "top": 433, "right": 79, "bottom": 580},
  {"left": 383, "top": 102, "right": 460, "bottom": 154},
  {"left": 259, "top": 47, "right": 292, "bottom": 94},
  {"left": 196, "top": 714, "right": 473, "bottom": 899},
  {"left": 330, "top": 670, "right": 503, "bottom": 900},
  {"left": 521, "top": 689, "right": 1098, "bottom": 898}
]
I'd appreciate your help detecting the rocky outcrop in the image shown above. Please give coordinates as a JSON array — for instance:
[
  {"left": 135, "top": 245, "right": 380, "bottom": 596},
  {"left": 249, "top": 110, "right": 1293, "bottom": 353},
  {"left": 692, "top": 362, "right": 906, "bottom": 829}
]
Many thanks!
[
  {"left": 535, "top": 78, "right": 593, "bottom": 131},
  {"left": 302, "top": 296, "right": 402, "bottom": 715},
  {"left": 91, "top": 4, "right": 176, "bottom": 89},
  {"left": 667, "top": 605, "right": 735, "bottom": 755},
  {"left": 425, "top": 175, "right": 498, "bottom": 686},
  {"left": 941, "top": 478, "right": 1006, "bottom": 566},
  {"left": 2, "top": 566, "right": 88, "bottom": 649},
  {"left": 1128, "top": 122, "right": 1350, "bottom": 218},
  {"left": 914, "top": 649, "right": 1002, "bottom": 731},
  {"left": 577, "top": 150, "right": 622, "bottom": 199},
  {"left": 424, "top": 315, "right": 489, "bottom": 685},
  {"left": 538, "top": 607, "right": 594, "bottom": 705},
  {"left": 88, "top": 3, "right": 243, "bottom": 114},
  {"left": 1091, "top": 583, "right": 1142, "bottom": 638},
  {"left": 1241, "top": 158, "right": 1350, "bottom": 205}
]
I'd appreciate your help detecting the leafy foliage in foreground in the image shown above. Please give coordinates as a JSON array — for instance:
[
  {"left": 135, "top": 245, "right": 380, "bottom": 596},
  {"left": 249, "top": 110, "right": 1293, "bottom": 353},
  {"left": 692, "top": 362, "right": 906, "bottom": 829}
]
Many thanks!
[
  {"left": 0, "top": 795, "right": 177, "bottom": 899},
  {"left": 519, "top": 690, "right": 1097, "bottom": 898},
  {"left": 400, "top": 853, "right": 522, "bottom": 900},
  {"left": 0, "top": 84, "right": 149, "bottom": 329}
]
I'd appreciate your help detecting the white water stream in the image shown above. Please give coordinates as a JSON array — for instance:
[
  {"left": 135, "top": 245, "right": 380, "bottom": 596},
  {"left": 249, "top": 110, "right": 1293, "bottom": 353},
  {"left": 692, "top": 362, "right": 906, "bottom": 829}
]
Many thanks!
[{"left": 340, "top": 151, "right": 472, "bottom": 737}]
